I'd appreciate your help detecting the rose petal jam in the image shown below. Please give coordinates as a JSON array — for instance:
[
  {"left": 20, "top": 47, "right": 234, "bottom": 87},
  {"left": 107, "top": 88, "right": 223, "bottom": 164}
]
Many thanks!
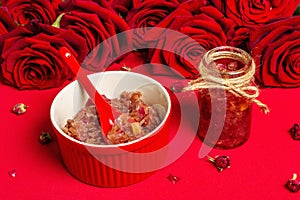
[{"left": 198, "top": 47, "right": 254, "bottom": 149}]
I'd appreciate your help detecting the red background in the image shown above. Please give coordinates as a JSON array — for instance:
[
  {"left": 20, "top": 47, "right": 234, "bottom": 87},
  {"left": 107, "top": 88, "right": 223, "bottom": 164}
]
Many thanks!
[{"left": 1, "top": 73, "right": 300, "bottom": 200}]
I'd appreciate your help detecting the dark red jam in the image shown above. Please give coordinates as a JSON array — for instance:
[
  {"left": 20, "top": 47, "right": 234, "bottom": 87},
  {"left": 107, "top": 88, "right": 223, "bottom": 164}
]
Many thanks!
[
  {"left": 214, "top": 58, "right": 244, "bottom": 71},
  {"left": 198, "top": 58, "right": 252, "bottom": 149}
]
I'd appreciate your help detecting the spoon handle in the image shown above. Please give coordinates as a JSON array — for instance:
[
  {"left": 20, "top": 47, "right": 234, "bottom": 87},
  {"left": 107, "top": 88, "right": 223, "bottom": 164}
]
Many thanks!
[
  {"left": 59, "top": 47, "right": 115, "bottom": 135},
  {"left": 59, "top": 47, "right": 97, "bottom": 98}
]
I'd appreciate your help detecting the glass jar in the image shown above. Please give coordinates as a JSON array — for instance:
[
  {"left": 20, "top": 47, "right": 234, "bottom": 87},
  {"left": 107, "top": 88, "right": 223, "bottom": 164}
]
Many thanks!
[{"left": 197, "top": 46, "right": 255, "bottom": 149}]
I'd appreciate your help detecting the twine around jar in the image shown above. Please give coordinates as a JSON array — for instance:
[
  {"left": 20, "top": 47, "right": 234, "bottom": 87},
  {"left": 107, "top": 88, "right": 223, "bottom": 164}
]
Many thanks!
[{"left": 183, "top": 58, "right": 270, "bottom": 114}]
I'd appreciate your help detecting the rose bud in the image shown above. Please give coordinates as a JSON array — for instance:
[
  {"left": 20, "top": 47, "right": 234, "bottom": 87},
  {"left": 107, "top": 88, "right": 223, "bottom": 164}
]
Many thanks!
[
  {"left": 12, "top": 103, "right": 28, "bottom": 115},
  {"left": 167, "top": 174, "right": 180, "bottom": 184},
  {"left": 8, "top": 169, "right": 17, "bottom": 178},
  {"left": 208, "top": 155, "right": 230, "bottom": 172},
  {"left": 289, "top": 123, "right": 300, "bottom": 140},
  {"left": 286, "top": 173, "right": 300, "bottom": 193},
  {"left": 39, "top": 132, "right": 52, "bottom": 145}
]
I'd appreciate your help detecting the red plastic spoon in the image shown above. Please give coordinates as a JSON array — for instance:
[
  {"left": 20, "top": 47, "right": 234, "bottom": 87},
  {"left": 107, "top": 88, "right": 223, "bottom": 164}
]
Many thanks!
[{"left": 59, "top": 47, "right": 118, "bottom": 135}]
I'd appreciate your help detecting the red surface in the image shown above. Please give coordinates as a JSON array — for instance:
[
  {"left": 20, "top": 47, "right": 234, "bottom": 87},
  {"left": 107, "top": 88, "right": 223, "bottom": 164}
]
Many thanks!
[{"left": 1, "top": 73, "right": 300, "bottom": 199}]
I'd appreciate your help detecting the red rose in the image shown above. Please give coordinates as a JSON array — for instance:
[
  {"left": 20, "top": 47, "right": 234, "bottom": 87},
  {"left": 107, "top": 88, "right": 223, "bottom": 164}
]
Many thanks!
[
  {"left": 123, "top": 0, "right": 180, "bottom": 62},
  {"left": 49, "top": 0, "right": 64, "bottom": 13},
  {"left": 0, "top": 7, "right": 16, "bottom": 35},
  {"left": 210, "top": 0, "right": 300, "bottom": 26},
  {"left": 226, "top": 27, "right": 251, "bottom": 50},
  {"left": 248, "top": 17, "right": 300, "bottom": 87},
  {"left": 108, "top": 0, "right": 133, "bottom": 18},
  {"left": 2, "top": 0, "right": 58, "bottom": 25},
  {"left": 148, "top": 4, "right": 235, "bottom": 78},
  {"left": 126, "top": 0, "right": 179, "bottom": 28},
  {"left": 79, "top": 0, "right": 112, "bottom": 9},
  {"left": 0, "top": 21, "right": 88, "bottom": 90},
  {"left": 58, "top": 0, "right": 130, "bottom": 72}
]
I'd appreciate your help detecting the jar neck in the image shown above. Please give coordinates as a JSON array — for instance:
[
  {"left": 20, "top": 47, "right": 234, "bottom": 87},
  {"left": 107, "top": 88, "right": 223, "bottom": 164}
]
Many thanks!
[{"left": 200, "top": 46, "right": 254, "bottom": 83}]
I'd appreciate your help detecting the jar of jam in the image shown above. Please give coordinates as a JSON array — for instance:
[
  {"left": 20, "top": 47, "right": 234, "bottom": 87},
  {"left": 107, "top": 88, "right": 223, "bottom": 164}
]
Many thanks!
[{"left": 196, "top": 46, "right": 257, "bottom": 149}]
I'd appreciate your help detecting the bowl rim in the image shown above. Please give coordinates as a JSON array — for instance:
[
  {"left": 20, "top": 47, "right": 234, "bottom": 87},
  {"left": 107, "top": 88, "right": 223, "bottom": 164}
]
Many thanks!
[{"left": 50, "top": 71, "right": 171, "bottom": 148}]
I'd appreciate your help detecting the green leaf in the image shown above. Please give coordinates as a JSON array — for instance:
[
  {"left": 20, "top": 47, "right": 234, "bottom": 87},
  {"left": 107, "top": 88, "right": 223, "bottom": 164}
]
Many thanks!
[
  {"left": 52, "top": 13, "right": 65, "bottom": 28},
  {"left": 294, "top": 4, "right": 300, "bottom": 16}
]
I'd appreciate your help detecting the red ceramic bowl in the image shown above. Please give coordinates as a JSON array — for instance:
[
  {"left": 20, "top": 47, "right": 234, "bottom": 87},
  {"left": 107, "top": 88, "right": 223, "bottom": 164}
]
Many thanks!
[{"left": 50, "top": 71, "right": 171, "bottom": 187}]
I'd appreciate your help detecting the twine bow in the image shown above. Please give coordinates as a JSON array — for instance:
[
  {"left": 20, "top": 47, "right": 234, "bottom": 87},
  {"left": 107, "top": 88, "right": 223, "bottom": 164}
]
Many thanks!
[{"left": 183, "top": 59, "right": 270, "bottom": 114}]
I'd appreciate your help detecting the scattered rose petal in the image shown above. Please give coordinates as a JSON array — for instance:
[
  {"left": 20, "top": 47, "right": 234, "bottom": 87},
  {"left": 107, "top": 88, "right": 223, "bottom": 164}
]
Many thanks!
[
  {"left": 167, "top": 174, "right": 180, "bottom": 184},
  {"left": 208, "top": 155, "right": 230, "bottom": 172},
  {"left": 12, "top": 103, "right": 28, "bottom": 115},
  {"left": 170, "top": 81, "right": 184, "bottom": 93},
  {"left": 286, "top": 173, "right": 300, "bottom": 193},
  {"left": 8, "top": 169, "right": 16, "bottom": 178},
  {"left": 39, "top": 132, "right": 52, "bottom": 144},
  {"left": 289, "top": 123, "right": 300, "bottom": 140}
]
